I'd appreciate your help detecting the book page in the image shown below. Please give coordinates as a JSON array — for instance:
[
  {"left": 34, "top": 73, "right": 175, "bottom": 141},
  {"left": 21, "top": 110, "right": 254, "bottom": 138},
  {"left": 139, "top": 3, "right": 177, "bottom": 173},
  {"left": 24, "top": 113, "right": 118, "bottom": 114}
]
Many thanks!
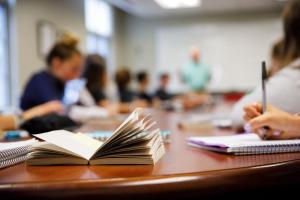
[
  {"left": 31, "top": 142, "right": 84, "bottom": 158},
  {"left": 96, "top": 108, "right": 143, "bottom": 150},
  {"left": 33, "top": 130, "right": 103, "bottom": 160}
]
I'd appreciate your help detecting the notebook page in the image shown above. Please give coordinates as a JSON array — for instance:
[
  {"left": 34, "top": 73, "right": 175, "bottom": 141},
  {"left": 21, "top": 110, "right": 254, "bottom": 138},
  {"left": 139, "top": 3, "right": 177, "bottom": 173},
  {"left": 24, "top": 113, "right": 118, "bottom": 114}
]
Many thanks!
[
  {"left": 0, "top": 139, "right": 37, "bottom": 151},
  {"left": 188, "top": 134, "right": 300, "bottom": 149},
  {"left": 34, "top": 130, "right": 102, "bottom": 160}
]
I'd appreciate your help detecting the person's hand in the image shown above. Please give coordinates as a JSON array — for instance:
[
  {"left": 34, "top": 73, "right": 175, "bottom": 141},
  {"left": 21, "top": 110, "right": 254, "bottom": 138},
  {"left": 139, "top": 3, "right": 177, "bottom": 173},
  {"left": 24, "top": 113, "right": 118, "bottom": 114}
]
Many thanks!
[
  {"left": 105, "top": 103, "right": 119, "bottom": 116},
  {"left": 132, "top": 100, "right": 149, "bottom": 108},
  {"left": 43, "top": 100, "right": 65, "bottom": 113},
  {"left": 182, "top": 93, "right": 211, "bottom": 109},
  {"left": 243, "top": 103, "right": 300, "bottom": 140},
  {"left": 22, "top": 100, "right": 64, "bottom": 121},
  {"left": 0, "top": 115, "right": 18, "bottom": 130}
]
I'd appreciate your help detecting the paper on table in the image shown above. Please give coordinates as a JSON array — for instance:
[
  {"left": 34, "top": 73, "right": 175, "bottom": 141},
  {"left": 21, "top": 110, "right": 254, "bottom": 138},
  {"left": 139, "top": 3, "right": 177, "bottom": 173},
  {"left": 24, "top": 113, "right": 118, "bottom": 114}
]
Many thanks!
[
  {"left": 0, "top": 139, "right": 37, "bottom": 151},
  {"left": 34, "top": 130, "right": 103, "bottom": 160},
  {"left": 188, "top": 133, "right": 300, "bottom": 149}
]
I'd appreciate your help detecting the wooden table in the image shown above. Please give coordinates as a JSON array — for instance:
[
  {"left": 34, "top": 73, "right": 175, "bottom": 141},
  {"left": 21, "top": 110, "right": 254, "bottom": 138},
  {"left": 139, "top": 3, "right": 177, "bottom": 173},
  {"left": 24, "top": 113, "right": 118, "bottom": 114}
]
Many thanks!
[{"left": 1, "top": 109, "right": 300, "bottom": 199}]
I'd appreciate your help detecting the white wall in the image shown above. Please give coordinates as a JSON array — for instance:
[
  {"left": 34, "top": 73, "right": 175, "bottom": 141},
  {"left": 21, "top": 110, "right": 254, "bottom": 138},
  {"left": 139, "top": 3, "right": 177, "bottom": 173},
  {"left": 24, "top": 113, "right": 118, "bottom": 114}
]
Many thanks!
[
  {"left": 116, "top": 12, "right": 282, "bottom": 92},
  {"left": 156, "top": 18, "right": 282, "bottom": 92},
  {"left": 14, "top": 0, "right": 86, "bottom": 92},
  {"left": 11, "top": 1, "right": 284, "bottom": 101}
]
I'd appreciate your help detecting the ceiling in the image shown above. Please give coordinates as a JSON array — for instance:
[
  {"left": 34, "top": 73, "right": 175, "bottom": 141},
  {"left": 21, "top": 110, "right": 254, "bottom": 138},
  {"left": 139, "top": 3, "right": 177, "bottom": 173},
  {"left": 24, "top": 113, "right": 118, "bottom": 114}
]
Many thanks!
[{"left": 104, "top": 0, "right": 286, "bottom": 18}]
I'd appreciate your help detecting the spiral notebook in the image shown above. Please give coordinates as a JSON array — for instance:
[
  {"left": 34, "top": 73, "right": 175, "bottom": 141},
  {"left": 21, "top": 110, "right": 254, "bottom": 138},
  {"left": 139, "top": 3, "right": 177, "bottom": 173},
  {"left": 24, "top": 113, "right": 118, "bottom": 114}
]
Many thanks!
[
  {"left": 187, "top": 134, "right": 300, "bottom": 155},
  {"left": 0, "top": 139, "right": 37, "bottom": 169}
]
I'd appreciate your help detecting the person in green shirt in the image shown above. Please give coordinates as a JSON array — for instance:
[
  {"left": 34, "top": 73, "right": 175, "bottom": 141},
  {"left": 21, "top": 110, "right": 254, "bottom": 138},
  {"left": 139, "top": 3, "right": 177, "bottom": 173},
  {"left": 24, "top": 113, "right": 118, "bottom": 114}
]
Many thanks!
[{"left": 181, "top": 47, "right": 211, "bottom": 92}]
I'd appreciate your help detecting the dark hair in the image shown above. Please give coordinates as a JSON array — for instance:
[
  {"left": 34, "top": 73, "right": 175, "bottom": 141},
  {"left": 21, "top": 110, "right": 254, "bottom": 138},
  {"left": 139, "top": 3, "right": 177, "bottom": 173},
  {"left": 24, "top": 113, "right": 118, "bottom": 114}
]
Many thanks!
[
  {"left": 271, "top": 39, "right": 283, "bottom": 59},
  {"left": 46, "top": 33, "right": 81, "bottom": 66},
  {"left": 115, "top": 68, "right": 131, "bottom": 90},
  {"left": 160, "top": 73, "right": 169, "bottom": 80},
  {"left": 281, "top": 0, "right": 300, "bottom": 66},
  {"left": 136, "top": 71, "right": 148, "bottom": 83},
  {"left": 82, "top": 54, "right": 107, "bottom": 92}
]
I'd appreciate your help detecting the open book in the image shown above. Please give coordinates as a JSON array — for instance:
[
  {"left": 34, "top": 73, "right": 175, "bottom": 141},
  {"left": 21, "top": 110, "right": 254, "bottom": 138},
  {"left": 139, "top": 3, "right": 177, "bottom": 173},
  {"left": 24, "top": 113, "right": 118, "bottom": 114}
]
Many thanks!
[
  {"left": 27, "top": 108, "right": 165, "bottom": 165},
  {"left": 188, "top": 134, "right": 300, "bottom": 155}
]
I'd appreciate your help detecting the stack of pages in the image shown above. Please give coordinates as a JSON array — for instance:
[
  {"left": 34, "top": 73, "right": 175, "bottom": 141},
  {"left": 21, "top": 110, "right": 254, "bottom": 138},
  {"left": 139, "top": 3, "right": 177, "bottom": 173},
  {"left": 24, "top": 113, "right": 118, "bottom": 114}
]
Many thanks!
[
  {"left": 188, "top": 133, "right": 300, "bottom": 155},
  {"left": 0, "top": 139, "right": 37, "bottom": 169},
  {"left": 28, "top": 108, "right": 165, "bottom": 165}
]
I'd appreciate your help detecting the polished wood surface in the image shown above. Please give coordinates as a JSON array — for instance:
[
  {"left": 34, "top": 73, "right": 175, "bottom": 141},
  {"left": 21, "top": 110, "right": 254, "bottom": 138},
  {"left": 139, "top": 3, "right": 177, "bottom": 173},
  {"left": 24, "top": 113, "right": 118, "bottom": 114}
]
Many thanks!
[{"left": 1, "top": 108, "right": 300, "bottom": 199}]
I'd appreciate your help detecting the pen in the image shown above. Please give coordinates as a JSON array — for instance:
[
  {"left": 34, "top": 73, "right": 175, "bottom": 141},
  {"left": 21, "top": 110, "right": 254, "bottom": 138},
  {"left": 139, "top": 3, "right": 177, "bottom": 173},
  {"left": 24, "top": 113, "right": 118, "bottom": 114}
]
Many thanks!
[
  {"left": 262, "top": 61, "right": 267, "bottom": 115},
  {"left": 243, "top": 62, "right": 281, "bottom": 138},
  {"left": 260, "top": 61, "right": 270, "bottom": 139}
]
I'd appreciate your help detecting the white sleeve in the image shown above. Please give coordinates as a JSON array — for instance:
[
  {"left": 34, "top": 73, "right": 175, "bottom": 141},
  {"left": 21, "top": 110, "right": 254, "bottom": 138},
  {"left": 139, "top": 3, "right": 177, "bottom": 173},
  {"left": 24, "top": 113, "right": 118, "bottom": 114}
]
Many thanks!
[
  {"left": 230, "top": 68, "right": 300, "bottom": 127},
  {"left": 78, "top": 88, "right": 96, "bottom": 107},
  {"left": 230, "top": 86, "right": 261, "bottom": 127}
]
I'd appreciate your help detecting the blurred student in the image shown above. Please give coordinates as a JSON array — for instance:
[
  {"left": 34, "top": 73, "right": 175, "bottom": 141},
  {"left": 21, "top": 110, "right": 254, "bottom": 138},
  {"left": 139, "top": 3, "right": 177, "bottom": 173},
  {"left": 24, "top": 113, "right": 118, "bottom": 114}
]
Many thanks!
[
  {"left": 82, "top": 54, "right": 110, "bottom": 107},
  {"left": 181, "top": 47, "right": 211, "bottom": 92},
  {"left": 155, "top": 73, "right": 174, "bottom": 101},
  {"left": 20, "top": 33, "right": 83, "bottom": 110},
  {"left": 114, "top": 68, "right": 148, "bottom": 112},
  {"left": 0, "top": 101, "right": 64, "bottom": 131},
  {"left": 230, "top": 0, "right": 300, "bottom": 127},
  {"left": 115, "top": 68, "right": 136, "bottom": 103},
  {"left": 136, "top": 71, "right": 152, "bottom": 104},
  {"left": 243, "top": 103, "right": 300, "bottom": 140},
  {"left": 76, "top": 54, "right": 118, "bottom": 118}
]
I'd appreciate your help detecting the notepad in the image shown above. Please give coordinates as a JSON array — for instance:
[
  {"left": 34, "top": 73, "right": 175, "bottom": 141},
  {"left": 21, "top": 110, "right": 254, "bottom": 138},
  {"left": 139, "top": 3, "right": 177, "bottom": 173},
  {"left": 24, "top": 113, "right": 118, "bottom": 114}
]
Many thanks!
[
  {"left": 0, "top": 139, "right": 37, "bottom": 169},
  {"left": 187, "top": 134, "right": 300, "bottom": 155},
  {"left": 27, "top": 108, "right": 165, "bottom": 165}
]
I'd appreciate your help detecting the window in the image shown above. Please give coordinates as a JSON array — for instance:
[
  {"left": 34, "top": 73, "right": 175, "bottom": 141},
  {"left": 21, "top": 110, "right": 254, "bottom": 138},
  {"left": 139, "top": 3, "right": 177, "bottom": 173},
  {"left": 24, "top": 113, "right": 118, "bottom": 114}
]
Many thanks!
[
  {"left": 85, "top": 0, "right": 112, "bottom": 37},
  {"left": 0, "top": 2, "right": 10, "bottom": 109},
  {"left": 85, "top": 0, "right": 113, "bottom": 73},
  {"left": 86, "top": 33, "right": 110, "bottom": 58}
]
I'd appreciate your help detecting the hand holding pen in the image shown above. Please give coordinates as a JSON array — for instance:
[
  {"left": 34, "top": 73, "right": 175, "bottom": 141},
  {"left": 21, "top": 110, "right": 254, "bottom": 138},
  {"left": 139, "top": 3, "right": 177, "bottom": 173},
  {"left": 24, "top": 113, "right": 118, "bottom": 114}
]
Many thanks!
[
  {"left": 243, "top": 103, "right": 300, "bottom": 140},
  {"left": 243, "top": 62, "right": 283, "bottom": 140}
]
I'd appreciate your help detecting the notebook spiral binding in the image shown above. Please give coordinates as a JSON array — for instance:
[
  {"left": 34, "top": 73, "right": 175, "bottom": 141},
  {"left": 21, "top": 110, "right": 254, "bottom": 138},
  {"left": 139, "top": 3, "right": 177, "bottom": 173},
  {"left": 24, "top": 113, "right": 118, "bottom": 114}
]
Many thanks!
[
  {"left": 0, "top": 154, "right": 29, "bottom": 169},
  {"left": 233, "top": 143, "right": 300, "bottom": 155},
  {"left": 0, "top": 145, "right": 32, "bottom": 162}
]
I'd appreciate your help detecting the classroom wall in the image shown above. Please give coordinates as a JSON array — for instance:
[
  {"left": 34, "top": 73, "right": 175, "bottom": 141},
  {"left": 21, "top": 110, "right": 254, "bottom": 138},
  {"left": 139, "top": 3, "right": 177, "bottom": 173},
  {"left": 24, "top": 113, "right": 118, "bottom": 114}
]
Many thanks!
[
  {"left": 14, "top": 0, "right": 86, "bottom": 94},
  {"left": 11, "top": 1, "right": 283, "bottom": 103},
  {"left": 110, "top": 8, "right": 126, "bottom": 76},
  {"left": 115, "top": 11, "right": 282, "bottom": 92}
]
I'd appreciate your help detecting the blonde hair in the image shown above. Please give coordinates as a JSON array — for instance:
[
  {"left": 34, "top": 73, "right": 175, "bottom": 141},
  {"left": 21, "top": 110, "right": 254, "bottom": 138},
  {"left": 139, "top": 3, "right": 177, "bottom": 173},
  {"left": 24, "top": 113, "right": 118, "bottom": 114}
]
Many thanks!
[
  {"left": 46, "top": 32, "right": 81, "bottom": 66},
  {"left": 58, "top": 32, "right": 79, "bottom": 48}
]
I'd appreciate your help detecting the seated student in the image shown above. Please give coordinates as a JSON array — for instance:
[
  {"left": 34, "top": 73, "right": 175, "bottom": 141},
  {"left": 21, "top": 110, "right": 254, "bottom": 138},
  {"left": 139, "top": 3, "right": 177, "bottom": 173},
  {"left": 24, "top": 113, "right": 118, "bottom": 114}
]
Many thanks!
[
  {"left": 78, "top": 54, "right": 118, "bottom": 116},
  {"left": 230, "top": 0, "right": 300, "bottom": 128},
  {"left": 243, "top": 103, "right": 300, "bottom": 140},
  {"left": 136, "top": 71, "right": 152, "bottom": 104},
  {"left": 115, "top": 68, "right": 136, "bottom": 103},
  {"left": 20, "top": 33, "right": 83, "bottom": 111},
  {"left": 154, "top": 73, "right": 174, "bottom": 101},
  {"left": 114, "top": 68, "right": 148, "bottom": 113},
  {"left": 82, "top": 54, "right": 110, "bottom": 107},
  {"left": 0, "top": 101, "right": 64, "bottom": 131}
]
